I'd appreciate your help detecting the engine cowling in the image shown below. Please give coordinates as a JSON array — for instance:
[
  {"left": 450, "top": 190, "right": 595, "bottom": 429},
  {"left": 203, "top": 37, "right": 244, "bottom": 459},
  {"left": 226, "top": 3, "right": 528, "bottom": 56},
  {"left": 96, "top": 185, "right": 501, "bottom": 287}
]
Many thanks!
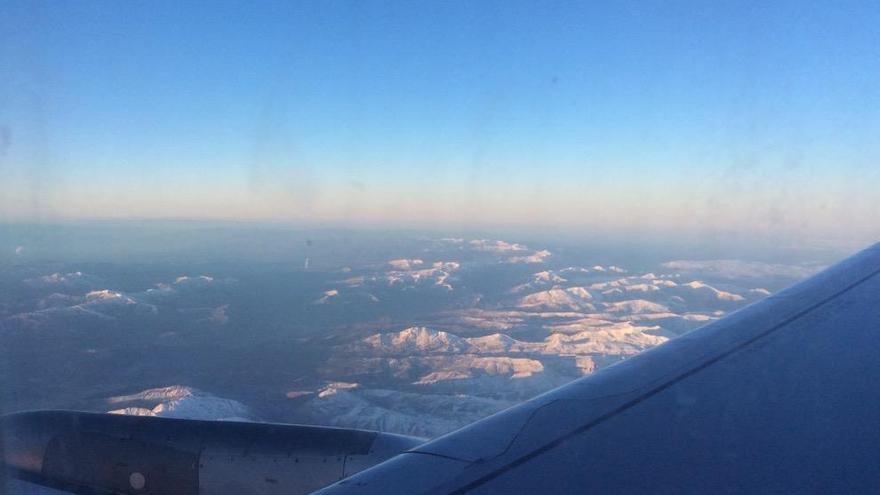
[{"left": 0, "top": 410, "right": 424, "bottom": 494}]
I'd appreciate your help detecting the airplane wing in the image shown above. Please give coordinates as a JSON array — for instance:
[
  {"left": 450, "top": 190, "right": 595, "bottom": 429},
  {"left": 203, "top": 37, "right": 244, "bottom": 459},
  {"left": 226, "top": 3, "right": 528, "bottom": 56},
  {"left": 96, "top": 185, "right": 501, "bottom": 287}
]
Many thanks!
[{"left": 313, "top": 242, "right": 880, "bottom": 494}]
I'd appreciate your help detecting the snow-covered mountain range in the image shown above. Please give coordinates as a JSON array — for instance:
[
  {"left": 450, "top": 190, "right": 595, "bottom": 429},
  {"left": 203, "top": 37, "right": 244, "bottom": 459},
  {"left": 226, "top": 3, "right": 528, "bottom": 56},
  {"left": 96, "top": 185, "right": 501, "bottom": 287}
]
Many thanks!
[
  {"left": 0, "top": 235, "right": 827, "bottom": 439},
  {"left": 106, "top": 386, "right": 255, "bottom": 421}
]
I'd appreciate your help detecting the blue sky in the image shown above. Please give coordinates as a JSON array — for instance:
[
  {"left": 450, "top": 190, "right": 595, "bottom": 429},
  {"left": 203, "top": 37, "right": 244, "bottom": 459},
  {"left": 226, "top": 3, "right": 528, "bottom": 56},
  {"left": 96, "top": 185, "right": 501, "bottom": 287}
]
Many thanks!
[{"left": 2, "top": 1, "right": 879, "bottom": 242}]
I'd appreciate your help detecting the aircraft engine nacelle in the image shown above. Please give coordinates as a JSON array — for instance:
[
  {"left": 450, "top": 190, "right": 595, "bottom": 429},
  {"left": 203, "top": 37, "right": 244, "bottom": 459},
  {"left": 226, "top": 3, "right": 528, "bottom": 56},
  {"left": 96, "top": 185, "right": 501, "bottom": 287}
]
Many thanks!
[{"left": 0, "top": 410, "right": 423, "bottom": 494}]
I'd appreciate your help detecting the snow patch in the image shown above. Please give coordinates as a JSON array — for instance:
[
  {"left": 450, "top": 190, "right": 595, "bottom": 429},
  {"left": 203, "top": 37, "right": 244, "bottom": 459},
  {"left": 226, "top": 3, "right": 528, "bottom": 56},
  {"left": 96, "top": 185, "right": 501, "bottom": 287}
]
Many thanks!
[
  {"left": 388, "top": 259, "right": 424, "bottom": 270},
  {"left": 508, "top": 250, "right": 552, "bottom": 264}
]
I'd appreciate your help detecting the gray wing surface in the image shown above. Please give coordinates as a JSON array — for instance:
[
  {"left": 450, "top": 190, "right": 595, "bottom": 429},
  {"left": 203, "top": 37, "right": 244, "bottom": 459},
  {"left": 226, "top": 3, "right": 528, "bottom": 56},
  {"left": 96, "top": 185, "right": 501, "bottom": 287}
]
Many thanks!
[{"left": 314, "top": 242, "right": 880, "bottom": 494}]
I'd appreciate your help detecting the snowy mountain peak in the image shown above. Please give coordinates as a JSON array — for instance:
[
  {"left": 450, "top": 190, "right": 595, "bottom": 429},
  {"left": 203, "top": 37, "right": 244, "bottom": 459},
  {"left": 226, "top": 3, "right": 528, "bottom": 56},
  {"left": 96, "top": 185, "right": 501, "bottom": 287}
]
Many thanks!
[
  {"left": 533, "top": 271, "right": 567, "bottom": 283},
  {"left": 106, "top": 385, "right": 254, "bottom": 421},
  {"left": 508, "top": 250, "right": 552, "bottom": 264},
  {"left": 468, "top": 239, "right": 528, "bottom": 252},
  {"left": 318, "top": 381, "right": 361, "bottom": 398},
  {"left": 603, "top": 299, "right": 670, "bottom": 314},
  {"left": 681, "top": 281, "right": 745, "bottom": 302},
  {"left": 85, "top": 289, "right": 129, "bottom": 302},
  {"left": 517, "top": 287, "right": 594, "bottom": 311},
  {"left": 683, "top": 281, "right": 708, "bottom": 289},
  {"left": 388, "top": 259, "right": 424, "bottom": 270},
  {"left": 107, "top": 385, "right": 204, "bottom": 404},
  {"left": 356, "top": 327, "right": 474, "bottom": 355},
  {"left": 175, "top": 275, "right": 214, "bottom": 285}
]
